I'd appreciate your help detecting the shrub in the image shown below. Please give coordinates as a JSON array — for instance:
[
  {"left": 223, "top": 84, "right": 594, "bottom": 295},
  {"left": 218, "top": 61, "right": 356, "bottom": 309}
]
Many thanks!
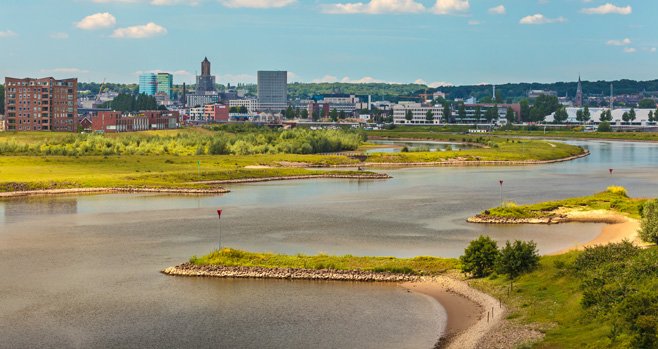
[
  {"left": 639, "top": 199, "right": 658, "bottom": 244},
  {"left": 460, "top": 235, "right": 500, "bottom": 278},
  {"left": 606, "top": 186, "right": 628, "bottom": 197},
  {"left": 598, "top": 121, "right": 612, "bottom": 132},
  {"left": 496, "top": 240, "right": 540, "bottom": 278}
]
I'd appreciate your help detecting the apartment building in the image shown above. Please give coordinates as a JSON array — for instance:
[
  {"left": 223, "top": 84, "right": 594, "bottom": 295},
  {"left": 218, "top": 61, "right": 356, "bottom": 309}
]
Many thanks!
[{"left": 91, "top": 110, "right": 179, "bottom": 133}]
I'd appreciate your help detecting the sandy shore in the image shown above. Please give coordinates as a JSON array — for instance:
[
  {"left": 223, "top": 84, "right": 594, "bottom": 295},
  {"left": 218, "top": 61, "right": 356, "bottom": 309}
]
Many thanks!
[{"left": 402, "top": 275, "right": 512, "bottom": 349}]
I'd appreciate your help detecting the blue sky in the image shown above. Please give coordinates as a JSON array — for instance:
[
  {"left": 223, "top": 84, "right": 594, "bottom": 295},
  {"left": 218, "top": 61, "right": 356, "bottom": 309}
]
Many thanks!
[{"left": 0, "top": 0, "right": 654, "bottom": 86}]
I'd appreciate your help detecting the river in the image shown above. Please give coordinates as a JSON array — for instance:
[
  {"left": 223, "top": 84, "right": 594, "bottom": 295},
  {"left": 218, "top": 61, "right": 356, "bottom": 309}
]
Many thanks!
[{"left": 1, "top": 140, "right": 657, "bottom": 348}]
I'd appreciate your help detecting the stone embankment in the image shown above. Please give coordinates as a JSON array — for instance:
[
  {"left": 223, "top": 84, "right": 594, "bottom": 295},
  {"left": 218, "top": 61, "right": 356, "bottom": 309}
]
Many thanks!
[
  {"left": 162, "top": 263, "right": 419, "bottom": 282},
  {"left": 194, "top": 173, "right": 391, "bottom": 185},
  {"left": 0, "top": 187, "right": 230, "bottom": 198},
  {"left": 467, "top": 215, "right": 566, "bottom": 225}
]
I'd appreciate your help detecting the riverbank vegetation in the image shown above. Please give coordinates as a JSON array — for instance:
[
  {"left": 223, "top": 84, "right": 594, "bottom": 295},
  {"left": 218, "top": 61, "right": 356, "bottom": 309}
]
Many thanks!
[
  {"left": 477, "top": 186, "right": 645, "bottom": 220},
  {"left": 0, "top": 128, "right": 364, "bottom": 156},
  {"left": 190, "top": 248, "right": 458, "bottom": 275}
]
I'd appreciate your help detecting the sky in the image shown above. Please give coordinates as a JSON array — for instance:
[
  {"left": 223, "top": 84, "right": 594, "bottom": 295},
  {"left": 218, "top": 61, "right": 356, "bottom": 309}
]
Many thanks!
[{"left": 0, "top": 0, "right": 655, "bottom": 86}]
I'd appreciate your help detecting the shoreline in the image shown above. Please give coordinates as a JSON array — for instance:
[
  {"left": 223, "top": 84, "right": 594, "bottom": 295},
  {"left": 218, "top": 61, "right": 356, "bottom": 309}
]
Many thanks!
[{"left": 0, "top": 187, "right": 231, "bottom": 198}]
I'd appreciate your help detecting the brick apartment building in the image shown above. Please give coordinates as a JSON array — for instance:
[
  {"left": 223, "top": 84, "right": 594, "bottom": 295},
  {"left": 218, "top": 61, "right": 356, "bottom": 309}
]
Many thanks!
[
  {"left": 4, "top": 77, "right": 78, "bottom": 132},
  {"left": 91, "top": 110, "right": 179, "bottom": 133}
]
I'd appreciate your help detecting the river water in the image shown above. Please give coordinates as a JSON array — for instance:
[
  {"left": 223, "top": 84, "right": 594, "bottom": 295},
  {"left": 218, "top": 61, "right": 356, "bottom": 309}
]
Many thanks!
[{"left": 1, "top": 140, "right": 657, "bottom": 348}]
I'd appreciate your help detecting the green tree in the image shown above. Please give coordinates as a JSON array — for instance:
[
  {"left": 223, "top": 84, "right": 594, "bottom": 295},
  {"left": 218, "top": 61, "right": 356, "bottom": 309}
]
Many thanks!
[
  {"left": 0, "top": 84, "right": 4, "bottom": 114},
  {"left": 443, "top": 103, "right": 452, "bottom": 123},
  {"left": 474, "top": 106, "right": 482, "bottom": 122},
  {"left": 629, "top": 107, "right": 636, "bottom": 122},
  {"left": 639, "top": 199, "right": 658, "bottom": 244},
  {"left": 339, "top": 110, "right": 346, "bottom": 119},
  {"left": 404, "top": 109, "right": 413, "bottom": 123},
  {"left": 330, "top": 108, "right": 339, "bottom": 122},
  {"left": 229, "top": 106, "right": 238, "bottom": 113},
  {"left": 638, "top": 98, "right": 656, "bottom": 109},
  {"left": 460, "top": 236, "right": 500, "bottom": 278},
  {"left": 649, "top": 110, "right": 654, "bottom": 123},
  {"left": 312, "top": 109, "right": 320, "bottom": 121},
  {"left": 598, "top": 121, "right": 612, "bottom": 132},
  {"left": 554, "top": 106, "right": 569, "bottom": 124},
  {"left": 458, "top": 103, "right": 466, "bottom": 121},
  {"left": 529, "top": 95, "right": 560, "bottom": 122},
  {"left": 301, "top": 109, "right": 309, "bottom": 119},
  {"left": 576, "top": 109, "right": 584, "bottom": 123},
  {"left": 495, "top": 240, "right": 540, "bottom": 278},
  {"left": 239, "top": 106, "right": 248, "bottom": 114},
  {"left": 505, "top": 107, "right": 515, "bottom": 124},
  {"left": 519, "top": 99, "right": 531, "bottom": 122},
  {"left": 583, "top": 106, "right": 591, "bottom": 123},
  {"left": 622, "top": 111, "right": 631, "bottom": 123},
  {"left": 484, "top": 105, "right": 498, "bottom": 123},
  {"left": 285, "top": 106, "right": 295, "bottom": 119},
  {"left": 425, "top": 109, "right": 434, "bottom": 123}
]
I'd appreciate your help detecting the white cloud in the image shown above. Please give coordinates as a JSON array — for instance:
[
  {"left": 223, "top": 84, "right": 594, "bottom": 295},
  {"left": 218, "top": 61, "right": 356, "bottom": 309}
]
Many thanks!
[
  {"left": 50, "top": 32, "right": 69, "bottom": 39},
  {"left": 432, "top": 0, "right": 469, "bottom": 15},
  {"left": 581, "top": 3, "right": 631, "bottom": 15},
  {"left": 219, "top": 0, "right": 296, "bottom": 8},
  {"left": 414, "top": 79, "right": 453, "bottom": 88},
  {"left": 519, "top": 13, "right": 566, "bottom": 25},
  {"left": 467, "top": 19, "right": 480, "bottom": 25},
  {"left": 650, "top": 48, "right": 657, "bottom": 53},
  {"left": 623, "top": 47, "right": 636, "bottom": 53},
  {"left": 76, "top": 13, "right": 117, "bottom": 30},
  {"left": 606, "top": 38, "right": 631, "bottom": 46},
  {"left": 312, "top": 75, "right": 401, "bottom": 84},
  {"left": 0, "top": 30, "right": 17, "bottom": 38},
  {"left": 287, "top": 71, "right": 300, "bottom": 81},
  {"left": 40, "top": 68, "right": 90, "bottom": 74},
  {"left": 151, "top": 0, "right": 200, "bottom": 5},
  {"left": 322, "top": 0, "right": 425, "bottom": 14},
  {"left": 488, "top": 5, "right": 505, "bottom": 15},
  {"left": 110, "top": 22, "right": 167, "bottom": 38}
]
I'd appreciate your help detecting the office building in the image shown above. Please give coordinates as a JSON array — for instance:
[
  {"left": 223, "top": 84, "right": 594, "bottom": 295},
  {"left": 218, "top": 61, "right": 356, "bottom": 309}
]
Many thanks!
[
  {"left": 392, "top": 102, "right": 444, "bottom": 125},
  {"left": 92, "top": 110, "right": 179, "bottom": 133},
  {"left": 156, "top": 73, "right": 173, "bottom": 99},
  {"left": 257, "top": 71, "right": 287, "bottom": 111},
  {"left": 139, "top": 73, "right": 157, "bottom": 96},
  {"left": 4, "top": 77, "right": 78, "bottom": 132}
]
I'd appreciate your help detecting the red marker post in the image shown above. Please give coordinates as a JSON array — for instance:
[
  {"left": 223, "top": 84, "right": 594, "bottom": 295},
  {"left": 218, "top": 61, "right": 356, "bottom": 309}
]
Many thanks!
[
  {"left": 216, "top": 209, "right": 223, "bottom": 250},
  {"left": 609, "top": 168, "right": 614, "bottom": 175}
]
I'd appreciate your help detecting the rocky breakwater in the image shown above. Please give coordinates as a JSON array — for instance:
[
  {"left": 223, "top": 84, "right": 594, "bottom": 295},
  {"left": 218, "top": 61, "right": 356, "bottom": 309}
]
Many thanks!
[
  {"left": 162, "top": 263, "right": 419, "bottom": 282},
  {"left": 467, "top": 214, "right": 567, "bottom": 225}
]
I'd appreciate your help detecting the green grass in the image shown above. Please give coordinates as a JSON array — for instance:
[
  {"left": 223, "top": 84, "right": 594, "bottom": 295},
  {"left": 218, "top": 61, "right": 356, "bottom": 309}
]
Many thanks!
[
  {"left": 494, "top": 129, "right": 658, "bottom": 142},
  {"left": 191, "top": 248, "right": 458, "bottom": 275},
  {"left": 365, "top": 130, "right": 585, "bottom": 162},
  {"left": 0, "top": 154, "right": 365, "bottom": 192},
  {"left": 470, "top": 252, "right": 616, "bottom": 348},
  {"left": 482, "top": 186, "right": 646, "bottom": 219}
]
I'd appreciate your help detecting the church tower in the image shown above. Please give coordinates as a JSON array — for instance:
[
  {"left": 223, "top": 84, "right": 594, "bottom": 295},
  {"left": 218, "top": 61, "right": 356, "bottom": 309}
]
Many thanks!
[{"left": 575, "top": 75, "right": 583, "bottom": 107}]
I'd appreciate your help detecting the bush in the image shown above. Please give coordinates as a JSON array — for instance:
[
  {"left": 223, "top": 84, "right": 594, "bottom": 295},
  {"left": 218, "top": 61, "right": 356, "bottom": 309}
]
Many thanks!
[
  {"left": 598, "top": 121, "right": 612, "bottom": 132},
  {"left": 496, "top": 240, "right": 540, "bottom": 278},
  {"left": 639, "top": 199, "right": 658, "bottom": 244},
  {"left": 606, "top": 185, "right": 628, "bottom": 197},
  {"left": 460, "top": 235, "right": 500, "bottom": 278}
]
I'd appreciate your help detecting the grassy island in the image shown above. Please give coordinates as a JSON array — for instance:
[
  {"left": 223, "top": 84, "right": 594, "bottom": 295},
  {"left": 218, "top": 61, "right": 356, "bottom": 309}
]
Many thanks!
[
  {"left": 0, "top": 127, "right": 586, "bottom": 195},
  {"left": 469, "top": 186, "right": 647, "bottom": 224}
]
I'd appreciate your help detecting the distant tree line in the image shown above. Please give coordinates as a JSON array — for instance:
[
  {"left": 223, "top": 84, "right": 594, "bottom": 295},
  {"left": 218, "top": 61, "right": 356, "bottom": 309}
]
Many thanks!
[{"left": 100, "top": 93, "right": 162, "bottom": 112}]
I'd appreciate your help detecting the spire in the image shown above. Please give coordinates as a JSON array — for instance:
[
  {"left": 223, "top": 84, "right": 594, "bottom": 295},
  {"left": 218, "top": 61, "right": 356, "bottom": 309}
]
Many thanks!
[{"left": 201, "top": 57, "right": 211, "bottom": 76}]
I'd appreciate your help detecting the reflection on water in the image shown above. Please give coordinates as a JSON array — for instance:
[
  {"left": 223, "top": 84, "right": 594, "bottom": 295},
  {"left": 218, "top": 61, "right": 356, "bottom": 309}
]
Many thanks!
[
  {"left": 1, "top": 140, "right": 658, "bottom": 348},
  {"left": 366, "top": 140, "right": 475, "bottom": 154}
]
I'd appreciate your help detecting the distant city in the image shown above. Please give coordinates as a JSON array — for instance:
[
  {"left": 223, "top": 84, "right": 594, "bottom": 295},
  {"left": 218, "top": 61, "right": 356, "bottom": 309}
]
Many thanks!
[{"left": 2, "top": 56, "right": 658, "bottom": 133}]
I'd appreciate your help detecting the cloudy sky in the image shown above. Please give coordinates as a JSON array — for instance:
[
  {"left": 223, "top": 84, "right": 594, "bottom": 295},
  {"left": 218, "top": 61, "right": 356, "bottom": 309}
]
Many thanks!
[{"left": 0, "top": 0, "right": 653, "bottom": 86}]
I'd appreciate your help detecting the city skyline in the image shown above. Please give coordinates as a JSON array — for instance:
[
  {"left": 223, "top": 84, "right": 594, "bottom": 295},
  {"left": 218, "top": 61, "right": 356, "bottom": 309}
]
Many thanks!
[{"left": 0, "top": 1, "right": 654, "bottom": 86}]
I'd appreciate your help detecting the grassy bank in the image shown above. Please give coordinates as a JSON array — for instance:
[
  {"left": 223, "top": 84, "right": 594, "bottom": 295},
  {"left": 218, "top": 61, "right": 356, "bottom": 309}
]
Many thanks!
[
  {"left": 190, "top": 248, "right": 458, "bottom": 275},
  {"left": 472, "top": 244, "right": 658, "bottom": 348},
  {"left": 0, "top": 154, "right": 368, "bottom": 192},
  {"left": 494, "top": 129, "right": 658, "bottom": 142},
  {"left": 477, "top": 186, "right": 645, "bottom": 220}
]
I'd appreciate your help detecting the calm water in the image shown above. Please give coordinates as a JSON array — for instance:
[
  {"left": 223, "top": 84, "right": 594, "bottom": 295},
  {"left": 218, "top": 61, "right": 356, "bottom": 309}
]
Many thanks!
[
  {"left": 365, "top": 140, "right": 475, "bottom": 153},
  {"left": 1, "top": 140, "right": 658, "bottom": 348}
]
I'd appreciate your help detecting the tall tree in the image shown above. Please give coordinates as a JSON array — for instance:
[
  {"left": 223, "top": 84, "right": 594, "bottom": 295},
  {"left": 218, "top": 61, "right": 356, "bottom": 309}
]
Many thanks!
[
  {"left": 519, "top": 99, "right": 530, "bottom": 122},
  {"left": 554, "top": 106, "right": 569, "bottom": 124},
  {"left": 648, "top": 110, "right": 654, "bottom": 122},
  {"left": 576, "top": 109, "right": 584, "bottom": 123},
  {"left": 425, "top": 109, "right": 434, "bottom": 123},
  {"left": 629, "top": 107, "right": 636, "bottom": 122},
  {"left": 285, "top": 106, "right": 295, "bottom": 119},
  {"left": 583, "top": 106, "right": 591, "bottom": 123},
  {"left": 505, "top": 107, "right": 515, "bottom": 124},
  {"left": 301, "top": 109, "right": 309, "bottom": 119},
  {"left": 404, "top": 109, "right": 413, "bottom": 122},
  {"left": 485, "top": 105, "right": 498, "bottom": 122},
  {"left": 638, "top": 98, "right": 656, "bottom": 109},
  {"left": 474, "top": 106, "right": 482, "bottom": 122},
  {"left": 458, "top": 103, "right": 466, "bottom": 121},
  {"left": 622, "top": 112, "right": 630, "bottom": 123},
  {"left": 443, "top": 103, "right": 452, "bottom": 123},
  {"left": 330, "top": 108, "right": 338, "bottom": 122}
]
